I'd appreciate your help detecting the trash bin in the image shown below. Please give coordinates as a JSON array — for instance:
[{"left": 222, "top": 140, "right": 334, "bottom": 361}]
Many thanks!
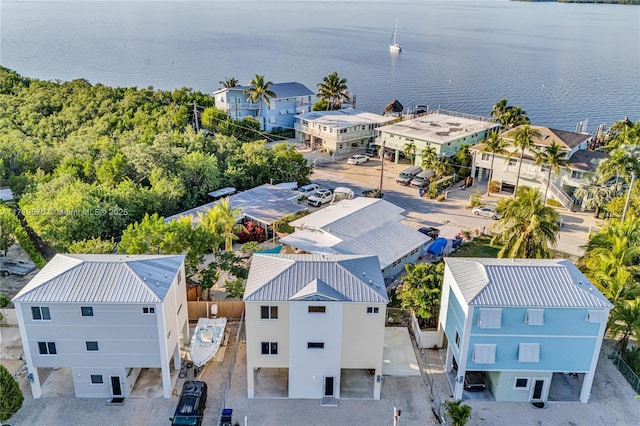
[{"left": 219, "top": 408, "right": 233, "bottom": 426}]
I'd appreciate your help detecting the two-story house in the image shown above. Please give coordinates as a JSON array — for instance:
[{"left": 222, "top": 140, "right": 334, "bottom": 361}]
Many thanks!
[
  {"left": 12, "top": 254, "right": 188, "bottom": 399},
  {"left": 213, "top": 82, "right": 315, "bottom": 131},
  {"left": 243, "top": 254, "right": 388, "bottom": 400},
  {"left": 439, "top": 258, "right": 612, "bottom": 403},
  {"left": 470, "top": 125, "right": 605, "bottom": 208},
  {"left": 376, "top": 109, "right": 499, "bottom": 163},
  {"left": 294, "top": 108, "right": 396, "bottom": 154}
]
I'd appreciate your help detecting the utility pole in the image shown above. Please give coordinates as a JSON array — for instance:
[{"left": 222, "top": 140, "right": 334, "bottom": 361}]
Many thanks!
[
  {"left": 622, "top": 172, "right": 636, "bottom": 222},
  {"left": 379, "top": 140, "right": 385, "bottom": 193},
  {"left": 193, "top": 101, "right": 200, "bottom": 133}
]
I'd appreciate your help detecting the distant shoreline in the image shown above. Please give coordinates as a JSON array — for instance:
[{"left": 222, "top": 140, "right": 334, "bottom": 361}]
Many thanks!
[{"left": 512, "top": 0, "right": 640, "bottom": 4}]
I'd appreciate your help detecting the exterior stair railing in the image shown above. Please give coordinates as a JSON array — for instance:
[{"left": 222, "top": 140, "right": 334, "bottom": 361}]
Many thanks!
[{"left": 539, "top": 176, "right": 573, "bottom": 210}]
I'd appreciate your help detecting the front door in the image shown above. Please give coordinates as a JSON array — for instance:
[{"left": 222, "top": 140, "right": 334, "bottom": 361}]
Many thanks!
[
  {"left": 530, "top": 379, "right": 545, "bottom": 401},
  {"left": 111, "top": 376, "right": 122, "bottom": 396},
  {"left": 324, "top": 377, "right": 334, "bottom": 397}
]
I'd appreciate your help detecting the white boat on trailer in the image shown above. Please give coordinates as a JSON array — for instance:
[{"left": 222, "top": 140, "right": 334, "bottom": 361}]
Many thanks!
[{"left": 190, "top": 317, "right": 227, "bottom": 368}]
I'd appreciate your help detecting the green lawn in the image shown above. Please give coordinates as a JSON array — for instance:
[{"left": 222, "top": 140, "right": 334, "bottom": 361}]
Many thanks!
[{"left": 451, "top": 236, "right": 500, "bottom": 258}]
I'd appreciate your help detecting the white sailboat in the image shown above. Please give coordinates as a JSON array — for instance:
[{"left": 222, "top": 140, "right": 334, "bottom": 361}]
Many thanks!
[
  {"left": 389, "top": 20, "right": 402, "bottom": 52},
  {"left": 189, "top": 317, "right": 227, "bottom": 368}
]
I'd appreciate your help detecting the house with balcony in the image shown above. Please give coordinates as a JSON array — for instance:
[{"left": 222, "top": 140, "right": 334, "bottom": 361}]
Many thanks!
[
  {"left": 12, "top": 254, "right": 188, "bottom": 399},
  {"left": 439, "top": 258, "right": 612, "bottom": 403},
  {"left": 470, "top": 125, "right": 604, "bottom": 208},
  {"left": 376, "top": 109, "right": 499, "bottom": 163},
  {"left": 279, "top": 197, "right": 431, "bottom": 279},
  {"left": 295, "top": 108, "right": 396, "bottom": 154},
  {"left": 243, "top": 253, "right": 388, "bottom": 400},
  {"left": 213, "top": 82, "right": 315, "bottom": 131}
]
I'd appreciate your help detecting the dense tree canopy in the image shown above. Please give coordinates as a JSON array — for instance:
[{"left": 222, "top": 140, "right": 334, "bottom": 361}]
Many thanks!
[{"left": 0, "top": 67, "right": 312, "bottom": 251}]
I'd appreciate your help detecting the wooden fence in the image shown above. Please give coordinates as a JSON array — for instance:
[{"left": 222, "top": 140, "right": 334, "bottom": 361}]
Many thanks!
[{"left": 187, "top": 301, "right": 245, "bottom": 320}]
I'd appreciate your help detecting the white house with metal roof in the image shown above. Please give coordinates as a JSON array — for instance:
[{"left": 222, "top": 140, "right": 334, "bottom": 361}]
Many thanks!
[
  {"left": 295, "top": 108, "right": 396, "bottom": 154},
  {"left": 12, "top": 254, "right": 188, "bottom": 399},
  {"left": 376, "top": 109, "right": 499, "bottom": 163},
  {"left": 243, "top": 254, "right": 388, "bottom": 400},
  {"left": 470, "top": 125, "right": 601, "bottom": 209},
  {"left": 439, "top": 258, "right": 612, "bottom": 403},
  {"left": 279, "top": 197, "right": 431, "bottom": 279},
  {"left": 213, "top": 82, "right": 315, "bottom": 131}
]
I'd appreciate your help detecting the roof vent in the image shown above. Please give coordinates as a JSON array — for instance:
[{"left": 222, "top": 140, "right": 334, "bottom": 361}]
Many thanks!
[
  {"left": 369, "top": 280, "right": 373, "bottom": 284},
  {"left": 143, "top": 277, "right": 147, "bottom": 281},
  {"left": 362, "top": 272, "right": 366, "bottom": 276}
]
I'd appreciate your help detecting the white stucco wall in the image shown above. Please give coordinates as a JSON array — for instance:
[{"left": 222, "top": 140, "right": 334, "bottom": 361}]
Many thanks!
[{"left": 289, "top": 301, "right": 343, "bottom": 399}]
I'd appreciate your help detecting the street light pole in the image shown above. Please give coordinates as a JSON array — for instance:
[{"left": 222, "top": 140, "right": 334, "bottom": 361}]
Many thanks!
[
  {"left": 622, "top": 172, "right": 636, "bottom": 222},
  {"left": 379, "top": 140, "right": 385, "bottom": 193}
]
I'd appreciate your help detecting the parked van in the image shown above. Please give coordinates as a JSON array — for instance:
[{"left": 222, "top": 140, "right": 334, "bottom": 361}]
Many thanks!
[
  {"left": 396, "top": 165, "right": 423, "bottom": 185},
  {"left": 170, "top": 381, "right": 208, "bottom": 426},
  {"left": 410, "top": 169, "right": 435, "bottom": 188}
]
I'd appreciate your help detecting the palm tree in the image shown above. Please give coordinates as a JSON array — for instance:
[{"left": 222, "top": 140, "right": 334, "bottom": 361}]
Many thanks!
[
  {"left": 243, "top": 74, "right": 276, "bottom": 130},
  {"left": 597, "top": 148, "right": 640, "bottom": 193},
  {"left": 198, "top": 197, "right": 244, "bottom": 253},
  {"left": 219, "top": 77, "right": 239, "bottom": 88},
  {"left": 445, "top": 399, "right": 472, "bottom": 426},
  {"left": 421, "top": 146, "right": 438, "bottom": 171},
  {"left": 482, "top": 131, "right": 508, "bottom": 196},
  {"left": 491, "top": 186, "right": 560, "bottom": 258},
  {"left": 502, "top": 106, "right": 530, "bottom": 130},
  {"left": 574, "top": 175, "right": 616, "bottom": 218},
  {"left": 316, "top": 71, "right": 350, "bottom": 110},
  {"left": 404, "top": 142, "right": 416, "bottom": 165},
  {"left": 534, "top": 141, "right": 569, "bottom": 204},
  {"left": 490, "top": 98, "right": 508, "bottom": 124},
  {"left": 608, "top": 300, "right": 640, "bottom": 354},
  {"left": 507, "top": 124, "right": 542, "bottom": 198}
]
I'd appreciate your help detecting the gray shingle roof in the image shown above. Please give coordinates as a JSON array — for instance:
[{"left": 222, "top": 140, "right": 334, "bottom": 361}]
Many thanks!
[
  {"left": 445, "top": 258, "right": 612, "bottom": 308},
  {"left": 12, "top": 254, "right": 184, "bottom": 304},
  {"left": 243, "top": 254, "right": 388, "bottom": 303}
]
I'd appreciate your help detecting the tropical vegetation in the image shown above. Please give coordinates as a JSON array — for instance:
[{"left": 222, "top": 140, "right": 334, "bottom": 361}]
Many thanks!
[
  {"left": 534, "top": 141, "right": 568, "bottom": 204},
  {"left": 506, "top": 124, "right": 542, "bottom": 198},
  {"left": 395, "top": 262, "right": 444, "bottom": 328},
  {"left": 445, "top": 399, "right": 472, "bottom": 426},
  {"left": 243, "top": 74, "right": 276, "bottom": 130},
  {"left": 315, "top": 71, "right": 350, "bottom": 111},
  {"left": 0, "top": 364, "right": 23, "bottom": 422},
  {"left": 481, "top": 131, "right": 508, "bottom": 196},
  {"left": 491, "top": 186, "right": 560, "bottom": 258}
]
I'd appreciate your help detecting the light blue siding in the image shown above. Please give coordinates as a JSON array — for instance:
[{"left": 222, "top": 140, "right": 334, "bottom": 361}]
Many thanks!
[{"left": 443, "top": 287, "right": 466, "bottom": 362}]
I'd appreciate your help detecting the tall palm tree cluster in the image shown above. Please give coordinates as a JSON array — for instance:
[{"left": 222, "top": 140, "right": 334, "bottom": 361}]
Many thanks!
[{"left": 578, "top": 219, "right": 640, "bottom": 355}]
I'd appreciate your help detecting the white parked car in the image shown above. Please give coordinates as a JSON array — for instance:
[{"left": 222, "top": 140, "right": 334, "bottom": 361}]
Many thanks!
[
  {"left": 298, "top": 183, "right": 320, "bottom": 195},
  {"left": 307, "top": 189, "right": 333, "bottom": 207},
  {"left": 472, "top": 205, "right": 502, "bottom": 220},
  {"left": 347, "top": 155, "right": 369, "bottom": 165}
]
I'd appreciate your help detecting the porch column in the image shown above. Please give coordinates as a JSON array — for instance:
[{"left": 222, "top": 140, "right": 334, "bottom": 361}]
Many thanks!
[
  {"left": 454, "top": 368, "right": 465, "bottom": 400},
  {"left": 445, "top": 344, "right": 454, "bottom": 373},
  {"left": 373, "top": 368, "right": 382, "bottom": 400},
  {"left": 247, "top": 366, "right": 255, "bottom": 398},
  {"left": 28, "top": 366, "right": 42, "bottom": 399},
  {"left": 161, "top": 362, "right": 171, "bottom": 398},
  {"left": 173, "top": 343, "right": 181, "bottom": 371}
]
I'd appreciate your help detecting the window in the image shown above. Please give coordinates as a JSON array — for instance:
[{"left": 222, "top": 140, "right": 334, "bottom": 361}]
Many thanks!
[
  {"left": 454, "top": 331, "right": 461, "bottom": 348},
  {"left": 366, "top": 307, "right": 380, "bottom": 314},
  {"left": 38, "top": 341, "right": 57, "bottom": 355},
  {"left": 477, "top": 308, "right": 502, "bottom": 329},
  {"left": 526, "top": 309, "right": 544, "bottom": 325},
  {"left": 86, "top": 341, "right": 99, "bottom": 351},
  {"left": 472, "top": 344, "right": 496, "bottom": 364},
  {"left": 31, "top": 306, "right": 51, "bottom": 320},
  {"left": 518, "top": 343, "right": 540, "bottom": 363},
  {"left": 586, "top": 310, "right": 606, "bottom": 323},
  {"left": 261, "top": 342, "right": 278, "bottom": 355},
  {"left": 90, "top": 375, "right": 103, "bottom": 384},
  {"left": 514, "top": 378, "right": 529, "bottom": 390},
  {"left": 508, "top": 158, "right": 517, "bottom": 167},
  {"left": 142, "top": 307, "right": 155, "bottom": 314},
  {"left": 81, "top": 307, "right": 94, "bottom": 317},
  {"left": 307, "top": 342, "right": 325, "bottom": 349},
  {"left": 571, "top": 170, "right": 583, "bottom": 179},
  {"left": 308, "top": 306, "right": 326, "bottom": 313},
  {"left": 260, "top": 306, "right": 278, "bottom": 319}
]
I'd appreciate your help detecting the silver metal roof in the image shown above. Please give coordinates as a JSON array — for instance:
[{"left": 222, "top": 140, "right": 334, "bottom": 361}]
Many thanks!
[
  {"left": 284, "top": 198, "right": 429, "bottom": 269},
  {"left": 12, "top": 254, "right": 185, "bottom": 304},
  {"left": 243, "top": 254, "right": 388, "bottom": 303},
  {"left": 165, "top": 184, "right": 306, "bottom": 226},
  {"left": 444, "top": 258, "right": 612, "bottom": 308}
]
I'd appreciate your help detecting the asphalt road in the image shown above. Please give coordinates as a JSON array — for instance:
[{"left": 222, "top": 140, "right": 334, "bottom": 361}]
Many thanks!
[{"left": 303, "top": 149, "right": 600, "bottom": 258}]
